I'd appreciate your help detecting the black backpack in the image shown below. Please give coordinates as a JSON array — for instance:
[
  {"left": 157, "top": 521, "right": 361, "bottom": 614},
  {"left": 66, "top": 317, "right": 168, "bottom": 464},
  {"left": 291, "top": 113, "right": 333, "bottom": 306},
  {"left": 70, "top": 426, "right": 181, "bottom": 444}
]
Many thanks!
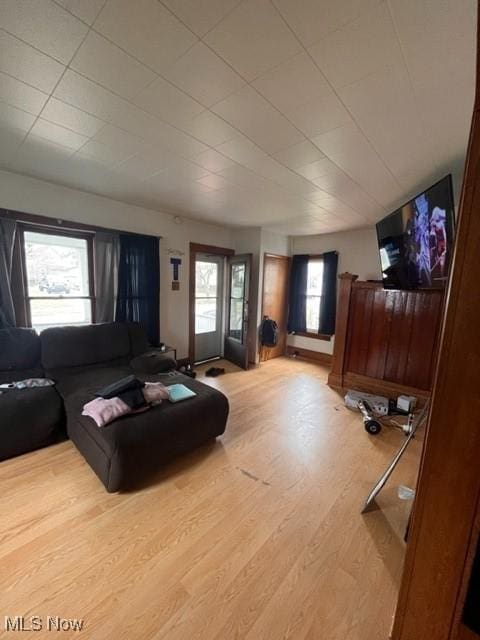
[{"left": 261, "top": 318, "right": 278, "bottom": 347}]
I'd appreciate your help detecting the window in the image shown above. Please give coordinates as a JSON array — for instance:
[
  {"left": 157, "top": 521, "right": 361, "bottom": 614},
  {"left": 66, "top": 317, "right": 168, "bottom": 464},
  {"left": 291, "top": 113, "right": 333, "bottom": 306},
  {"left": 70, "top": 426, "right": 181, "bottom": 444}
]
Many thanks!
[
  {"left": 195, "top": 260, "right": 219, "bottom": 334},
  {"left": 306, "top": 258, "right": 324, "bottom": 333},
  {"left": 23, "top": 229, "right": 93, "bottom": 332},
  {"left": 228, "top": 262, "right": 245, "bottom": 341}
]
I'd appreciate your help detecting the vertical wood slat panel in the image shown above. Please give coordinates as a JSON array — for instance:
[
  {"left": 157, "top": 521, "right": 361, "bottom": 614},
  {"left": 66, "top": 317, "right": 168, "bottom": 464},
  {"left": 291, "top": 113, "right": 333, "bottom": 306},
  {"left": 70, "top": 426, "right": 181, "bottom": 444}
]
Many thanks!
[{"left": 344, "top": 283, "right": 443, "bottom": 392}]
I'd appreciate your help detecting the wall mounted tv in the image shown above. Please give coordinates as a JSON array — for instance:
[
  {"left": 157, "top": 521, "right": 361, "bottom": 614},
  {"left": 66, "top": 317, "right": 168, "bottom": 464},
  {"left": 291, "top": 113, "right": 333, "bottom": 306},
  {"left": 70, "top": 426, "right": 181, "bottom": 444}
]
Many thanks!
[{"left": 376, "top": 174, "right": 455, "bottom": 290}]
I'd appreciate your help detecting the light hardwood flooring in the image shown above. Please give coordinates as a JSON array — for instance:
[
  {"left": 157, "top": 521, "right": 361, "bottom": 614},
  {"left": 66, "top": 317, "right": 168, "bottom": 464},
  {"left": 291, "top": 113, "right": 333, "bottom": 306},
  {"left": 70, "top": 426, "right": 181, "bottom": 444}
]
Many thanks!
[{"left": 0, "top": 357, "right": 422, "bottom": 639}]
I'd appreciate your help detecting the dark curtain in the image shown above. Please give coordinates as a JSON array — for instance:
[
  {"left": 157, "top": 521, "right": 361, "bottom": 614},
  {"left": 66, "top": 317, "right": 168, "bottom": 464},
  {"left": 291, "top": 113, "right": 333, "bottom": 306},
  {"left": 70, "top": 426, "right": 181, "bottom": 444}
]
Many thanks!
[
  {"left": 115, "top": 234, "right": 160, "bottom": 345},
  {"left": 0, "top": 217, "right": 17, "bottom": 328},
  {"left": 319, "top": 251, "right": 338, "bottom": 335},
  {"left": 287, "top": 254, "right": 309, "bottom": 333}
]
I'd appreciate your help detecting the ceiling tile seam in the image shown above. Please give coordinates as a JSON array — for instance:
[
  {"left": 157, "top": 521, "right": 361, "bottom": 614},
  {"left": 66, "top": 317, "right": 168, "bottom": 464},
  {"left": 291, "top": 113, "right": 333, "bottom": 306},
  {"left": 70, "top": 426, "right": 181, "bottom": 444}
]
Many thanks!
[
  {"left": 15, "top": 18, "right": 98, "bottom": 154},
  {"left": 266, "top": 0, "right": 405, "bottom": 194},
  {"left": 50, "top": 0, "right": 109, "bottom": 29},
  {"left": 385, "top": 0, "right": 440, "bottom": 172},
  {"left": 158, "top": 0, "right": 247, "bottom": 41},
  {"left": 0, "top": 26, "right": 77, "bottom": 67},
  {"left": 272, "top": 0, "right": 384, "bottom": 44}
]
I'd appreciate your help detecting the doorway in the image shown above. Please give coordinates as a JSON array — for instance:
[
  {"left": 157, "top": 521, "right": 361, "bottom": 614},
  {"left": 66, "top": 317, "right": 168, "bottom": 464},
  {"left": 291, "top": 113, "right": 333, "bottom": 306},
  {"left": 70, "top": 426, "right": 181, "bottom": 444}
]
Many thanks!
[
  {"left": 194, "top": 253, "right": 225, "bottom": 362},
  {"left": 261, "top": 253, "right": 290, "bottom": 361},
  {"left": 189, "top": 243, "right": 252, "bottom": 369}
]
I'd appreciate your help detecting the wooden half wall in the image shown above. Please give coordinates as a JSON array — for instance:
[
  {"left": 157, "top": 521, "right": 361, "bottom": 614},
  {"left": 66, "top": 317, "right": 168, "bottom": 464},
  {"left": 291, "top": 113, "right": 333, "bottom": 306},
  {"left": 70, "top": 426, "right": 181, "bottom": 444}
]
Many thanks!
[{"left": 328, "top": 274, "right": 443, "bottom": 398}]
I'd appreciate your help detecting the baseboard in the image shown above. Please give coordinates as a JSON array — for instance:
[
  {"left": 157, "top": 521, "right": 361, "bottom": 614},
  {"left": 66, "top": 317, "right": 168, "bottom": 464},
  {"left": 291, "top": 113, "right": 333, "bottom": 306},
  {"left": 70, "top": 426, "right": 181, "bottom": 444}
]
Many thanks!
[
  {"left": 341, "top": 372, "right": 431, "bottom": 400},
  {"left": 286, "top": 345, "right": 332, "bottom": 366}
]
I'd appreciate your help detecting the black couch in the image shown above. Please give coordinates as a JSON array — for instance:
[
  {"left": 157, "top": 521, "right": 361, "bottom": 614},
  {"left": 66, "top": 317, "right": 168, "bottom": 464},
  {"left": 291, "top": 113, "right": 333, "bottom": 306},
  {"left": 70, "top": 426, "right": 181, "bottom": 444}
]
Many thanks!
[{"left": 0, "top": 323, "right": 229, "bottom": 491}]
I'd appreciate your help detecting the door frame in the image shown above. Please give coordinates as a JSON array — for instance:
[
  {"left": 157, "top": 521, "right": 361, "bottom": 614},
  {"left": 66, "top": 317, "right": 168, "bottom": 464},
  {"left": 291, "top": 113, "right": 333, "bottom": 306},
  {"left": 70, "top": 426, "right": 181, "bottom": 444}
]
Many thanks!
[
  {"left": 189, "top": 242, "right": 234, "bottom": 364},
  {"left": 260, "top": 252, "right": 291, "bottom": 361}
]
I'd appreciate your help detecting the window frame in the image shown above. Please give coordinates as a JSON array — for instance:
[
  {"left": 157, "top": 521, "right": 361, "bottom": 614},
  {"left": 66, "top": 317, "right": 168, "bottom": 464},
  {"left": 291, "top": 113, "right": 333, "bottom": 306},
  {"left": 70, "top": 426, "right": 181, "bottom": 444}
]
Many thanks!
[{"left": 20, "top": 223, "right": 96, "bottom": 330}]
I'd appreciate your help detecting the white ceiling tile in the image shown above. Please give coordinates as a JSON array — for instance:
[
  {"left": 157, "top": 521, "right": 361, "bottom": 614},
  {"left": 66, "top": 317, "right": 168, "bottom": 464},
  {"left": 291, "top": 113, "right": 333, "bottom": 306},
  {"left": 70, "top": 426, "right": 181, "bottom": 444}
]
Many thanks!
[
  {"left": 204, "top": 0, "right": 302, "bottom": 81},
  {"left": 196, "top": 174, "right": 231, "bottom": 190},
  {"left": 0, "top": 103, "right": 35, "bottom": 132},
  {"left": 18, "top": 133, "right": 76, "bottom": 165},
  {"left": 42, "top": 98, "right": 105, "bottom": 137},
  {"left": 212, "top": 85, "right": 303, "bottom": 153},
  {"left": 252, "top": 52, "right": 332, "bottom": 113},
  {"left": 338, "top": 66, "right": 437, "bottom": 186},
  {"left": 94, "top": 0, "right": 198, "bottom": 74},
  {"left": 296, "top": 158, "right": 338, "bottom": 181},
  {"left": 55, "top": 0, "right": 105, "bottom": 25},
  {"left": 92, "top": 124, "right": 146, "bottom": 157},
  {"left": 286, "top": 93, "right": 352, "bottom": 138},
  {"left": 272, "top": 0, "right": 381, "bottom": 47},
  {"left": 309, "top": 2, "right": 403, "bottom": 90},
  {"left": 71, "top": 31, "right": 156, "bottom": 99},
  {"left": 75, "top": 140, "right": 133, "bottom": 165},
  {"left": 0, "top": 30, "right": 65, "bottom": 93},
  {"left": 30, "top": 118, "right": 89, "bottom": 150},
  {"left": 113, "top": 148, "right": 174, "bottom": 180},
  {"left": 133, "top": 76, "right": 205, "bottom": 127},
  {"left": 0, "top": 0, "right": 88, "bottom": 63},
  {"left": 311, "top": 122, "right": 367, "bottom": 157},
  {"left": 162, "top": 0, "right": 242, "bottom": 37},
  {"left": 163, "top": 42, "right": 246, "bottom": 107},
  {"left": 0, "top": 71, "right": 49, "bottom": 114},
  {"left": 180, "top": 110, "right": 239, "bottom": 147},
  {"left": 272, "top": 140, "right": 325, "bottom": 170},
  {"left": 191, "top": 148, "right": 236, "bottom": 172}
]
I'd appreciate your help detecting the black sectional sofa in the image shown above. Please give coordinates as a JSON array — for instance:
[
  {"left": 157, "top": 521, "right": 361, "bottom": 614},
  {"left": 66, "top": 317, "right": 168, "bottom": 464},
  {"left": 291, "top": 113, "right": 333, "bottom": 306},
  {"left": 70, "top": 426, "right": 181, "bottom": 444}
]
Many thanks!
[{"left": 0, "top": 322, "right": 229, "bottom": 491}]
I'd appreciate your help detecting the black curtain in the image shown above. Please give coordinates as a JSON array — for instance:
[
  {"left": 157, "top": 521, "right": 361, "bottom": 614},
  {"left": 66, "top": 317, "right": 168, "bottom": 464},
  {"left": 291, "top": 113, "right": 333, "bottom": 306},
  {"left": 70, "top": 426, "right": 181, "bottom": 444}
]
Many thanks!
[
  {"left": 319, "top": 251, "right": 338, "bottom": 335},
  {"left": 115, "top": 234, "right": 160, "bottom": 344},
  {"left": 287, "top": 254, "right": 309, "bottom": 333}
]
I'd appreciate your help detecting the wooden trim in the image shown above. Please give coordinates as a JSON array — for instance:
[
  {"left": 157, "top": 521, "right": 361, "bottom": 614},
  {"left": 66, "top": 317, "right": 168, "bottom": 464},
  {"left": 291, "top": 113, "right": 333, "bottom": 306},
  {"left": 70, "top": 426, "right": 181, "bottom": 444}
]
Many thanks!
[
  {"left": 391, "top": 12, "right": 480, "bottom": 637},
  {"left": 294, "top": 331, "right": 332, "bottom": 341},
  {"left": 286, "top": 345, "right": 332, "bottom": 366},
  {"left": 188, "top": 242, "right": 234, "bottom": 364},
  {"left": 190, "top": 242, "right": 234, "bottom": 257},
  {"left": 1, "top": 207, "right": 161, "bottom": 238},
  {"left": 327, "top": 272, "right": 358, "bottom": 387},
  {"left": 260, "top": 252, "right": 291, "bottom": 362},
  {"left": 341, "top": 372, "right": 430, "bottom": 401}
]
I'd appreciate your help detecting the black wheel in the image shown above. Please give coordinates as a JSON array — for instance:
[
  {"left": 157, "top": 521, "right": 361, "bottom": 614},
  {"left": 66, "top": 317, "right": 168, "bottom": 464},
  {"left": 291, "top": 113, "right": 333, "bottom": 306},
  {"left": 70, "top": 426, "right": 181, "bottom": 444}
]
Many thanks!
[{"left": 365, "top": 420, "right": 382, "bottom": 435}]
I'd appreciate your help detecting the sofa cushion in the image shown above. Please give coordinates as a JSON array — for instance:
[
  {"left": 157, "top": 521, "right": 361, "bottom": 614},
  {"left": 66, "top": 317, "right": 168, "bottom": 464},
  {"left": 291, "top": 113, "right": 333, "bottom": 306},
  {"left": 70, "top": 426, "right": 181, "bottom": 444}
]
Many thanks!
[
  {"left": 0, "top": 328, "right": 43, "bottom": 383},
  {"left": 41, "top": 323, "right": 131, "bottom": 372},
  {"left": 0, "top": 386, "right": 65, "bottom": 461}
]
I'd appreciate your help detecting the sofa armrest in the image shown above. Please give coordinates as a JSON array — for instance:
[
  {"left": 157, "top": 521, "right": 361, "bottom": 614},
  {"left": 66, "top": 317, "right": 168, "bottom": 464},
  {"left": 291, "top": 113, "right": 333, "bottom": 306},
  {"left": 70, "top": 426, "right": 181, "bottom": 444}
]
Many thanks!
[{"left": 130, "top": 350, "right": 177, "bottom": 375}]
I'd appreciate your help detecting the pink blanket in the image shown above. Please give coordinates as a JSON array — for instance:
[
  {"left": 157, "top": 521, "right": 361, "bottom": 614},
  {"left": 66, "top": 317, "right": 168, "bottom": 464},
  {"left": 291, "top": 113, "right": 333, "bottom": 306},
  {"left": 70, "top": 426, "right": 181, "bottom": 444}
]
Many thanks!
[{"left": 82, "top": 382, "right": 171, "bottom": 427}]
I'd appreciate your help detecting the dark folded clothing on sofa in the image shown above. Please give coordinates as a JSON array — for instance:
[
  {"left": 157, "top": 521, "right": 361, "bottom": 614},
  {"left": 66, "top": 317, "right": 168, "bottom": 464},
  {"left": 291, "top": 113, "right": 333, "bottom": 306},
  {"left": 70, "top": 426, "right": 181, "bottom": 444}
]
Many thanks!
[{"left": 95, "top": 374, "right": 144, "bottom": 400}]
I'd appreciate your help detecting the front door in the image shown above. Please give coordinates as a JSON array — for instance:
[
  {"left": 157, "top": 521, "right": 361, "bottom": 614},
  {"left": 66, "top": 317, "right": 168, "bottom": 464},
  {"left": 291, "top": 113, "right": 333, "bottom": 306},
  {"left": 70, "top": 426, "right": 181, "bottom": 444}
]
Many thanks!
[
  {"left": 194, "top": 254, "right": 224, "bottom": 362},
  {"left": 224, "top": 254, "right": 251, "bottom": 370}
]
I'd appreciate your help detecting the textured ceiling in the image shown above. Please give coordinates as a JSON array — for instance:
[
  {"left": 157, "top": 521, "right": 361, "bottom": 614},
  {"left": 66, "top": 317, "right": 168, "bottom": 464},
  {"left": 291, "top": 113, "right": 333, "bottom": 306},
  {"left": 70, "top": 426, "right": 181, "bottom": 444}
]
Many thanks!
[{"left": 0, "top": 0, "right": 476, "bottom": 234}]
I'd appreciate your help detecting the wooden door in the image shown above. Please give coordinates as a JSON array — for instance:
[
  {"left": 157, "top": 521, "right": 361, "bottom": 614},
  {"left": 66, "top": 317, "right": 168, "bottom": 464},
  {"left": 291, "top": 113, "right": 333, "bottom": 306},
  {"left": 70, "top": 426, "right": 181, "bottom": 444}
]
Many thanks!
[
  {"left": 391, "top": 9, "right": 480, "bottom": 638},
  {"left": 261, "top": 253, "right": 290, "bottom": 361}
]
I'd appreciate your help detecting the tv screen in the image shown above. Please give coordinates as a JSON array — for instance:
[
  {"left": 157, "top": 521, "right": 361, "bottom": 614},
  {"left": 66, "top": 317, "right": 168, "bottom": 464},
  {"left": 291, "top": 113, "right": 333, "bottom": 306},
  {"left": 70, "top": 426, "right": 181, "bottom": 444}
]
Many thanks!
[{"left": 376, "top": 175, "right": 455, "bottom": 290}]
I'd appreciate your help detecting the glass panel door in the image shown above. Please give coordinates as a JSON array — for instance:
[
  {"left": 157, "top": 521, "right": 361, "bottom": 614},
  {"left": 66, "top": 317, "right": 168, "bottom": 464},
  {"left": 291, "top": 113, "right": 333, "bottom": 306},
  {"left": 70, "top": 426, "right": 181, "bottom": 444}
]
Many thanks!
[
  {"left": 228, "top": 262, "right": 245, "bottom": 341},
  {"left": 194, "top": 255, "right": 224, "bottom": 362}
]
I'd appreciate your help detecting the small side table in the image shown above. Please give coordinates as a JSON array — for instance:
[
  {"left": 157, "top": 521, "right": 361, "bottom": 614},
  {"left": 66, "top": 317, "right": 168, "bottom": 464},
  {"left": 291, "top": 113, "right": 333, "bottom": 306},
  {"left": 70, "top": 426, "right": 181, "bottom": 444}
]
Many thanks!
[{"left": 159, "top": 345, "right": 177, "bottom": 360}]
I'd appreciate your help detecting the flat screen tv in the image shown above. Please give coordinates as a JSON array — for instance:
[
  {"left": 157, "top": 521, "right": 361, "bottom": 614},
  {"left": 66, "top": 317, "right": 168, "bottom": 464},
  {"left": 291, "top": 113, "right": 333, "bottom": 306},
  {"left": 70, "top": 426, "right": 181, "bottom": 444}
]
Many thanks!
[{"left": 376, "top": 175, "right": 455, "bottom": 290}]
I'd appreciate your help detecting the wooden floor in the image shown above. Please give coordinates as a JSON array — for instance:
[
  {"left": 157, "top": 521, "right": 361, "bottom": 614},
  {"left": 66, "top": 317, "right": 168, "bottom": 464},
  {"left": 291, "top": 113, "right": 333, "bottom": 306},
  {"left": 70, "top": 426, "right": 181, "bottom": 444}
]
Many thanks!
[{"left": 0, "top": 357, "right": 422, "bottom": 639}]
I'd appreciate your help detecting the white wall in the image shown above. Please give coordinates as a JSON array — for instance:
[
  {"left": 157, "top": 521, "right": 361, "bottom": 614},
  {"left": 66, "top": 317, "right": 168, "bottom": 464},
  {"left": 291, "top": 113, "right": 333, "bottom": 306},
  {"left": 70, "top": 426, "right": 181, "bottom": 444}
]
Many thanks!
[
  {"left": 292, "top": 227, "right": 381, "bottom": 280},
  {"left": 288, "top": 226, "right": 381, "bottom": 356},
  {"left": 0, "top": 169, "right": 234, "bottom": 358}
]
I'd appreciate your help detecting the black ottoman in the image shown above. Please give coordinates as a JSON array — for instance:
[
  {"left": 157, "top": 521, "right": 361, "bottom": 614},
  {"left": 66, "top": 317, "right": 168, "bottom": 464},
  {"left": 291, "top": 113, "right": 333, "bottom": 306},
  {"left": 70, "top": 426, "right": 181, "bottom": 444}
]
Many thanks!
[{"left": 62, "top": 371, "right": 229, "bottom": 492}]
